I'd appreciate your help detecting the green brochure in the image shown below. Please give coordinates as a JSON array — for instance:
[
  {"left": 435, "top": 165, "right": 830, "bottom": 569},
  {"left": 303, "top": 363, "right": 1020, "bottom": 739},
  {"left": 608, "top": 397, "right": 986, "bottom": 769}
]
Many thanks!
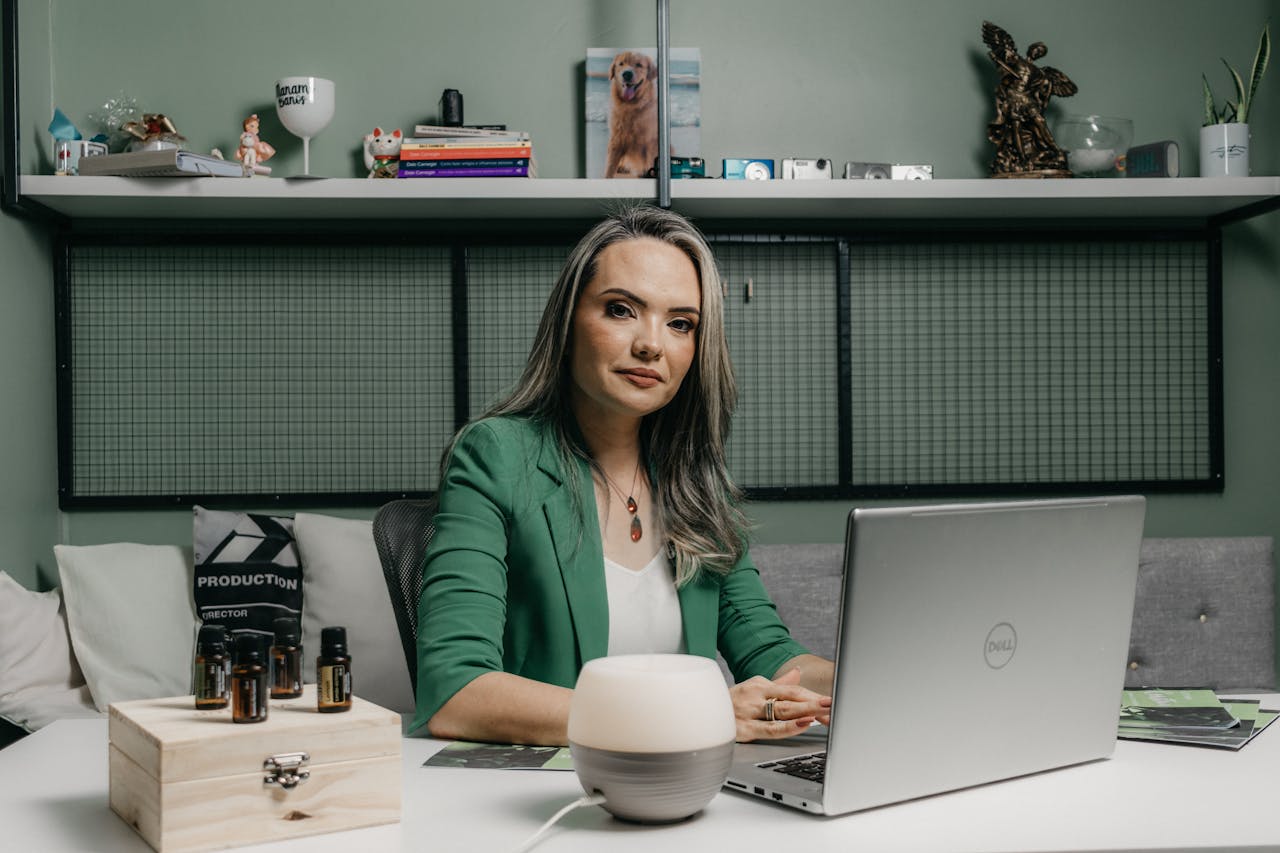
[
  {"left": 1118, "top": 696, "right": 1278, "bottom": 750},
  {"left": 1119, "top": 688, "right": 1239, "bottom": 731}
]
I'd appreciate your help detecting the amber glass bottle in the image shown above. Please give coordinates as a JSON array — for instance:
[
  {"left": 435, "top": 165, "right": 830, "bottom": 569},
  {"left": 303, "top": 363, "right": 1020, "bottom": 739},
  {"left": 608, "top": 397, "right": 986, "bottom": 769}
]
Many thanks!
[
  {"left": 193, "top": 624, "right": 229, "bottom": 710},
  {"left": 270, "top": 617, "right": 303, "bottom": 700},
  {"left": 231, "top": 633, "right": 269, "bottom": 723},
  {"left": 316, "top": 626, "right": 352, "bottom": 713}
]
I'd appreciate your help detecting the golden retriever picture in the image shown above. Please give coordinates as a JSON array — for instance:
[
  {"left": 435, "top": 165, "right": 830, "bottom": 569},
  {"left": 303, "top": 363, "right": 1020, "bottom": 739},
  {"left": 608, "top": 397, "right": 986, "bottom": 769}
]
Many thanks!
[
  {"left": 605, "top": 51, "right": 662, "bottom": 178},
  {"left": 586, "top": 47, "right": 701, "bottom": 179}
]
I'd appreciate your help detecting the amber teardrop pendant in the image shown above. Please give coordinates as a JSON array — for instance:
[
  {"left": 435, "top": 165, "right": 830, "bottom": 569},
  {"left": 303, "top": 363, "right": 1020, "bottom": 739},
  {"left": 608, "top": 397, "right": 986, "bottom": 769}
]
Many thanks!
[
  {"left": 625, "top": 496, "right": 638, "bottom": 514},
  {"left": 630, "top": 514, "right": 643, "bottom": 542}
]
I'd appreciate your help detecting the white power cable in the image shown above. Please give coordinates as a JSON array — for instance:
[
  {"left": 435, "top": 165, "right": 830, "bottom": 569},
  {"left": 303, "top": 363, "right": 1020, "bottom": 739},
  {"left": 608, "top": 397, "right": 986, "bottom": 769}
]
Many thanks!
[{"left": 511, "top": 791, "right": 607, "bottom": 853}]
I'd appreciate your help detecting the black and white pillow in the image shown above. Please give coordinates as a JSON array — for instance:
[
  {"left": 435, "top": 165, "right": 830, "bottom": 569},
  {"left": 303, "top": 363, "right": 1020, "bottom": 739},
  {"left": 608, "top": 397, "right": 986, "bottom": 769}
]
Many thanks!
[{"left": 193, "top": 506, "right": 301, "bottom": 639}]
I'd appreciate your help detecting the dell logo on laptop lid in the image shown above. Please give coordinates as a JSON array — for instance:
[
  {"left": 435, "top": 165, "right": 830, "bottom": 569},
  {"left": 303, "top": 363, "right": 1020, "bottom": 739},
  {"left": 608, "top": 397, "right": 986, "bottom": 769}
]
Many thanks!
[{"left": 984, "top": 622, "right": 1017, "bottom": 669}]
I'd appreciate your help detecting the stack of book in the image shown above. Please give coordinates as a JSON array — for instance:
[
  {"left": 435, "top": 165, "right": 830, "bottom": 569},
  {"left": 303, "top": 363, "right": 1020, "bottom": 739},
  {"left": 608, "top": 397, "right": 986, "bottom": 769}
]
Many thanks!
[
  {"left": 1118, "top": 687, "right": 1278, "bottom": 750},
  {"left": 398, "top": 124, "right": 534, "bottom": 179}
]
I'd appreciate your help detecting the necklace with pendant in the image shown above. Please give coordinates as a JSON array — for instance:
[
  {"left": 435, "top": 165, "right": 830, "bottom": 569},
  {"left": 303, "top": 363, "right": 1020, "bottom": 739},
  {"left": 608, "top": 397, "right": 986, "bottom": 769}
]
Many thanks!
[{"left": 601, "top": 462, "right": 644, "bottom": 542}]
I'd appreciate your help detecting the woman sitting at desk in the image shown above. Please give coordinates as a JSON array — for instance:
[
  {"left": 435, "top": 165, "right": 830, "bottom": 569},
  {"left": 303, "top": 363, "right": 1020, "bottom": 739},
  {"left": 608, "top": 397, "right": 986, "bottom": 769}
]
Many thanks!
[{"left": 411, "top": 206, "right": 833, "bottom": 746}]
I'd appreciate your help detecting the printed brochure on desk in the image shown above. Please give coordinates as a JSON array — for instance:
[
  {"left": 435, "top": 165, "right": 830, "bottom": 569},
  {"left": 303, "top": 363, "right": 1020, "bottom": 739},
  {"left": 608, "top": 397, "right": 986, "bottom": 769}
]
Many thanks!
[
  {"left": 1118, "top": 689, "right": 1280, "bottom": 750},
  {"left": 1119, "top": 688, "right": 1240, "bottom": 731},
  {"left": 1120, "top": 700, "right": 1278, "bottom": 750},
  {"left": 424, "top": 741, "right": 574, "bottom": 770}
]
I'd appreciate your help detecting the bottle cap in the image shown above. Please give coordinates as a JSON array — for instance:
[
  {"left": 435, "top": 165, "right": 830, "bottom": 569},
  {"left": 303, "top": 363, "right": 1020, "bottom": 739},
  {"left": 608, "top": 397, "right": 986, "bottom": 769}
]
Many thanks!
[
  {"left": 272, "top": 616, "right": 300, "bottom": 645},
  {"left": 197, "top": 624, "right": 227, "bottom": 652},
  {"left": 234, "top": 632, "right": 264, "bottom": 664},
  {"left": 320, "top": 626, "right": 348, "bottom": 654}
]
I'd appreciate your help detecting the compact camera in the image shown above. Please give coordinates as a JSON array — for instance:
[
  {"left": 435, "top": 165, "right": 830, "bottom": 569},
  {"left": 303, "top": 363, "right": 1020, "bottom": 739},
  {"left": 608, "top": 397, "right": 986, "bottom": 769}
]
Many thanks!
[
  {"left": 722, "top": 158, "right": 775, "bottom": 180},
  {"left": 843, "top": 162, "right": 934, "bottom": 180},
  {"left": 780, "top": 158, "right": 833, "bottom": 179},
  {"left": 646, "top": 156, "right": 707, "bottom": 179}
]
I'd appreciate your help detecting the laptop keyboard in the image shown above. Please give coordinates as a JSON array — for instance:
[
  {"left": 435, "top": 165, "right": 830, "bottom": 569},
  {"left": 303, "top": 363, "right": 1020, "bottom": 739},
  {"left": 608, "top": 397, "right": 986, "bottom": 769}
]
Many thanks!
[{"left": 757, "top": 751, "right": 827, "bottom": 783}]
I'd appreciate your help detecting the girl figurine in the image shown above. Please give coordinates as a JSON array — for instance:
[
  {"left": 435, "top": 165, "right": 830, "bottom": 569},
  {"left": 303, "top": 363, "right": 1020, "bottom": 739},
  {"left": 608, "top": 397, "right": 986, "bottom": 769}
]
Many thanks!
[{"left": 237, "top": 114, "right": 276, "bottom": 173}]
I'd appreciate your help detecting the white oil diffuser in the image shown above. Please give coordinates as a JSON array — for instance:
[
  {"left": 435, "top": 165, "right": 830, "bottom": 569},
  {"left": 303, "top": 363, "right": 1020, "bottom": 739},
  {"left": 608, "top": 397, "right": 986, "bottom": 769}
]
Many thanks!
[{"left": 568, "top": 654, "right": 736, "bottom": 823}]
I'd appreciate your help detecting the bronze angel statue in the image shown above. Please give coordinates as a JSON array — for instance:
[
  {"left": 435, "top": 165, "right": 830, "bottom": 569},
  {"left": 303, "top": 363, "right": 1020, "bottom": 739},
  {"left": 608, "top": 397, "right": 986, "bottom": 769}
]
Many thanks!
[{"left": 982, "top": 21, "right": 1078, "bottom": 177}]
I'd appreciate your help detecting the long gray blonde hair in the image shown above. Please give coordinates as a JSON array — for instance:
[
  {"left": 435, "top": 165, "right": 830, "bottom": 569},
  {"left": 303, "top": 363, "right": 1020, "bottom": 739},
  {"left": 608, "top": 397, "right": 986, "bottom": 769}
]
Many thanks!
[{"left": 455, "top": 205, "right": 747, "bottom": 585}]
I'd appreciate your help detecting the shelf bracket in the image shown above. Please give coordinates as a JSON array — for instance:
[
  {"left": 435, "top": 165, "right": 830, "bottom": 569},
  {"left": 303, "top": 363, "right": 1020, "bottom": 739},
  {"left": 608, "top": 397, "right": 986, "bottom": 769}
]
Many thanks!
[{"left": 1208, "top": 194, "right": 1280, "bottom": 229}]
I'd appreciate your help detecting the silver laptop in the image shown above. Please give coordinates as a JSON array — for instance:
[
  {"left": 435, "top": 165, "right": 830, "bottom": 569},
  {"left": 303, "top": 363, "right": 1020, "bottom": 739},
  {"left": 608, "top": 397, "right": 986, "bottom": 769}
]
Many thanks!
[{"left": 726, "top": 495, "right": 1146, "bottom": 815}]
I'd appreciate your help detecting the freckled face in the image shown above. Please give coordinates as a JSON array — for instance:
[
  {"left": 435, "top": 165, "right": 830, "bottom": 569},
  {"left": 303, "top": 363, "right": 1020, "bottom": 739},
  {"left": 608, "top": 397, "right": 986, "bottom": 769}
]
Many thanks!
[{"left": 568, "top": 237, "right": 701, "bottom": 427}]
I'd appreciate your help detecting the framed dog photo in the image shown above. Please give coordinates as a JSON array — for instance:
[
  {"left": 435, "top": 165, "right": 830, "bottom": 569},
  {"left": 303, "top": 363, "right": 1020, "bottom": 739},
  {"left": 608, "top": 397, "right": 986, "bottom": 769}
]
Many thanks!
[{"left": 585, "top": 47, "right": 701, "bottom": 179}]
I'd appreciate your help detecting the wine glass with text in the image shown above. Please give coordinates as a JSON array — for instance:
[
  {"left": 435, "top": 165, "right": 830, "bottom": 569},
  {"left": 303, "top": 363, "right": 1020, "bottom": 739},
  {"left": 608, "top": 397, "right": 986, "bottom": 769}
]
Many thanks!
[{"left": 274, "top": 77, "right": 335, "bottom": 177}]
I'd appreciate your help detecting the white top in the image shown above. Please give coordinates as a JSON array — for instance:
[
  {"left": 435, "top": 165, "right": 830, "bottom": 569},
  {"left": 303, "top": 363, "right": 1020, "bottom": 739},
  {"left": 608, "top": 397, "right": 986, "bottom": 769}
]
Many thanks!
[{"left": 604, "top": 550, "right": 685, "bottom": 656}]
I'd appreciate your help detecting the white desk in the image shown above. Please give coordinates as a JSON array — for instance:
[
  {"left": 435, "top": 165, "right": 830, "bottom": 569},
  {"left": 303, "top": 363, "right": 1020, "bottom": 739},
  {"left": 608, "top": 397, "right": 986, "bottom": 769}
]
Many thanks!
[{"left": 4, "top": 697, "right": 1279, "bottom": 853}]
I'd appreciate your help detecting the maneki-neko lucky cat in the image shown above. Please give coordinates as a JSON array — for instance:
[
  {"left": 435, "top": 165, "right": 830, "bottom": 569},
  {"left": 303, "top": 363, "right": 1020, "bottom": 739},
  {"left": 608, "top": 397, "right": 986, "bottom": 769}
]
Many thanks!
[{"left": 363, "top": 127, "right": 402, "bottom": 179}]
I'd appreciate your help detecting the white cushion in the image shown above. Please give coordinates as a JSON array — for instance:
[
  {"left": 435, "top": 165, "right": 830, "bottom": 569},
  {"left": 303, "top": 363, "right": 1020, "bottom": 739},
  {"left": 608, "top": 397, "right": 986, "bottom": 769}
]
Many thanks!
[
  {"left": 295, "top": 513, "right": 414, "bottom": 714},
  {"left": 0, "top": 571, "right": 97, "bottom": 730},
  {"left": 53, "top": 544, "right": 198, "bottom": 712}
]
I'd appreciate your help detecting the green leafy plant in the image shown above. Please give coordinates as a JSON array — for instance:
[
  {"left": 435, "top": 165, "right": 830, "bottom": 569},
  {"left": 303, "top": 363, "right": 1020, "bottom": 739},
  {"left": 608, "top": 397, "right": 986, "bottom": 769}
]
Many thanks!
[{"left": 1203, "top": 22, "right": 1271, "bottom": 125}]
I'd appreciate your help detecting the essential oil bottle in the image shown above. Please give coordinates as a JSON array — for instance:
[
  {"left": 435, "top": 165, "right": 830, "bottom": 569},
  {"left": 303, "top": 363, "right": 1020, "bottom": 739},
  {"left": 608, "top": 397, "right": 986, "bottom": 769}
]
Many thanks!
[
  {"left": 231, "top": 633, "right": 269, "bottom": 723},
  {"left": 193, "top": 624, "right": 229, "bottom": 710},
  {"left": 316, "top": 626, "right": 353, "bottom": 713},
  {"left": 270, "top": 617, "right": 303, "bottom": 700}
]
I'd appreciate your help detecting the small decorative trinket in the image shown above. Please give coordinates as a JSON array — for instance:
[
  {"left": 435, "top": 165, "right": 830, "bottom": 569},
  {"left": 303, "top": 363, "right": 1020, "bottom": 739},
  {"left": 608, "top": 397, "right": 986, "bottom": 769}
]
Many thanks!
[
  {"left": 237, "top": 113, "right": 276, "bottom": 173},
  {"left": 121, "top": 113, "right": 187, "bottom": 152},
  {"left": 86, "top": 91, "right": 140, "bottom": 152},
  {"left": 48, "top": 107, "right": 108, "bottom": 175},
  {"left": 363, "top": 127, "right": 403, "bottom": 178}
]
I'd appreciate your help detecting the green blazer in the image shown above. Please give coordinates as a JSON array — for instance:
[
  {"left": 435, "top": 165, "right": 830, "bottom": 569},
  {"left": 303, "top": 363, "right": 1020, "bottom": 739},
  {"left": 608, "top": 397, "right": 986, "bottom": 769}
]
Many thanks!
[{"left": 410, "top": 416, "right": 808, "bottom": 732}]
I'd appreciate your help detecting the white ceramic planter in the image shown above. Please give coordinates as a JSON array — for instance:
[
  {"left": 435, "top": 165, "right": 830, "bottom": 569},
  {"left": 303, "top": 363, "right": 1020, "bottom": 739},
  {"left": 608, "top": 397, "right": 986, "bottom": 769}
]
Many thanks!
[{"left": 1200, "top": 123, "right": 1250, "bottom": 177}]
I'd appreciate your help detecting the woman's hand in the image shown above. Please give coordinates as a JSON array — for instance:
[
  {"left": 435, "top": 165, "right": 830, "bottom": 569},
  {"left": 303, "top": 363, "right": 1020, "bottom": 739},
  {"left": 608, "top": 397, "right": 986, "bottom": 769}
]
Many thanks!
[{"left": 730, "top": 667, "right": 832, "bottom": 743}]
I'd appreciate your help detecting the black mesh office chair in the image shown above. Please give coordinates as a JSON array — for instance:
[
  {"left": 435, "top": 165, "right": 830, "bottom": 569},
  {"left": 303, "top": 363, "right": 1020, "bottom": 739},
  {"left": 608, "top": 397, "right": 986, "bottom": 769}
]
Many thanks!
[{"left": 372, "top": 498, "right": 438, "bottom": 695}]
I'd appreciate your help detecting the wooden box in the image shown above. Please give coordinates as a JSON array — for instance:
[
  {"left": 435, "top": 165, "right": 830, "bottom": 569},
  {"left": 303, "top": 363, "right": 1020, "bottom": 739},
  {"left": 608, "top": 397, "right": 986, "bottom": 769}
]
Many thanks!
[{"left": 108, "top": 684, "right": 401, "bottom": 852}]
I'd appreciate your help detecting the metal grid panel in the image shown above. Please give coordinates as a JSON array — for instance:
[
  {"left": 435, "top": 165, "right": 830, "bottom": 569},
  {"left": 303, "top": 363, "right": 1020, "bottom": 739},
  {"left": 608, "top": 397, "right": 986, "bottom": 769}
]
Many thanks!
[
  {"left": 467, "top": 239, "right": 841, "bottom": 490},
  {"left": 466, "top": 244, "right": 568, "bottom": 413},
  {"left": 848, "top": 239, "right": 1212, "bottom": 488},
  {"left": 715, "top": 238, "right": 841, "bottom": 488},
  {"left": 60, "top": 232, "right": 1216, "bottom": 506},
  {"left": 65, "top": 243, "right": 453, "bottom": 502}
]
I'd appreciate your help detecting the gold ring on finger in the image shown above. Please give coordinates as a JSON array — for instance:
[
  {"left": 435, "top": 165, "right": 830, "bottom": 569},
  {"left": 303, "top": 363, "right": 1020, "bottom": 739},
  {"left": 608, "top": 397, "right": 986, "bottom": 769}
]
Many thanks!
[{"left": 764, "top": 697, "right": 776, "bottom": 722}]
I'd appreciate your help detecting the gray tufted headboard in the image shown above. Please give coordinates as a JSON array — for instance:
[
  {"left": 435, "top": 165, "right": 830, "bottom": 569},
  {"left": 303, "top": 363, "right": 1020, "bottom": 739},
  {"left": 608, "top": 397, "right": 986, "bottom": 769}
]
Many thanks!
[{"left": 748, "top": 537, "right": 1276, "bottom": 692}]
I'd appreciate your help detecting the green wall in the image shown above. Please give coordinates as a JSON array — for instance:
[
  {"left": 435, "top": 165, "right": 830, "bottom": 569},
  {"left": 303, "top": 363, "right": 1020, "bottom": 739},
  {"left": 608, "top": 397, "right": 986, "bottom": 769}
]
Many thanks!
[
  {"left": 0, "top": 204, "right": 57, "bottom": 590},
  {"left": 35, "top": 0, "right": 1280, "bottom": 181},
  {"left": 6, "top": 1, "right": 1280, "bottom": 629}
]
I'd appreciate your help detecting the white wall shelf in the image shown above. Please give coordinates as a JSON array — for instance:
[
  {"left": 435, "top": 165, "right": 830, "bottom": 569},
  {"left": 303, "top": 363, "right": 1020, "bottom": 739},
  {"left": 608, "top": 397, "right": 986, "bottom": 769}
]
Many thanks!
[{"left": 18, "top": 174, "right": 1280, "bottom": 224}]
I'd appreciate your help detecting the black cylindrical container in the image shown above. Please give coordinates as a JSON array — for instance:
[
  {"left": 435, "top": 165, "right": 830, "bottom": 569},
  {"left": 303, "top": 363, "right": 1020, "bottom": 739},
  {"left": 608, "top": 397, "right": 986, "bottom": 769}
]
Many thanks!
[{"left": 439, "top": 88, "right": 464, "bottom": 127}]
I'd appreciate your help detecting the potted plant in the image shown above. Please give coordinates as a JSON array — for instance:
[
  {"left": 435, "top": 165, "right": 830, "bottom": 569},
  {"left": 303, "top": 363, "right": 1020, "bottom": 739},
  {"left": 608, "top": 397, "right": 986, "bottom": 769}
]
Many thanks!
[{"left": 1201, "top": 23, "right": 1270, "bottom": 177}]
